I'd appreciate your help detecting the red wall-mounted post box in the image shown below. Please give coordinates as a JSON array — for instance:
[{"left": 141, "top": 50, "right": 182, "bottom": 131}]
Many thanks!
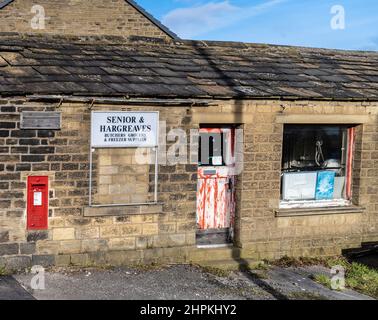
[{"left": 27, "top": 176, "right": 48, "bottom": 230}]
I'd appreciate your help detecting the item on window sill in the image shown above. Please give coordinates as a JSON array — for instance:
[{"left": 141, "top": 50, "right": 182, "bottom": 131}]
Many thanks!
[
  {"left": 315, "top": 139, "right": 325, "bottom": 166},
  {"left": 282, "top": 171, "right": 317, "bottom": 200},
  {"left": 315, "top": 171, "right": 336, "bottom": 200},
  {"left": 334, "top": 176, "right": 346, "bottom": 199},
  {"left": 324, "top": 159, "right": 342, "bottom": 175}
]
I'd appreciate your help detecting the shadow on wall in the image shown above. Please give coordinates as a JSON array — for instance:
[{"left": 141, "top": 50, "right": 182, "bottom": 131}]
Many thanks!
[
  {"left": 191, "top": 43, "right": 288, "bottom": 299},
  {"left": 191, "top": 41, "right": 246, "bottom": 248}
]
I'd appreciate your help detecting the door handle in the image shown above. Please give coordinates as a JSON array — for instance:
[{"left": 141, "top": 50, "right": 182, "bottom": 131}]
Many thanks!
[{"left": 226, "top": 178, "right": 233, "bottom": 191}]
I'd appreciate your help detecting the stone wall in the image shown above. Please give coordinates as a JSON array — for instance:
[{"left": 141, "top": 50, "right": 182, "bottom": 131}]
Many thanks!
[
  {"left": 0, "top": 0, "right": 171, "bottom": 39},
  {"left": 93, "top": 148, "right": 152, "bottom": 205},
  {"left": 0, "top": 99, "right": 196, "bottom": 270},
  {"left": 0, "top": 97, "right": 378, "bottom": 270}
]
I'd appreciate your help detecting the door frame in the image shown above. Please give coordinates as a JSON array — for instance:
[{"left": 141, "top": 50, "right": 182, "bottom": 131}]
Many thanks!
[{"left": 196, "top": 124, "right": 239, "bottom": 246}]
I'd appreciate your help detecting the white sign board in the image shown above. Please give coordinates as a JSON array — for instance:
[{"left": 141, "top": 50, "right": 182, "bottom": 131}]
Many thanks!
[{"left": 91, "top": 112, "right": 159, "bottom": 148}]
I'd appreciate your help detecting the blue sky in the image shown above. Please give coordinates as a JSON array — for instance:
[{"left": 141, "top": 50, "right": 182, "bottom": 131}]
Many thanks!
[{"left": 136, "top": 0, "right": 378, "bottom": 51}]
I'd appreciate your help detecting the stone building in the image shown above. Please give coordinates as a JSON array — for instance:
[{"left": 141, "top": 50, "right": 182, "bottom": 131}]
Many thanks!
[{"left": 0, "top": 0, "right": 377, "bottom": 271}]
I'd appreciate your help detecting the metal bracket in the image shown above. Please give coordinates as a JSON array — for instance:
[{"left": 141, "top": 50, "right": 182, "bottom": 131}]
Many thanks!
[
  {"left": 88, "top": 98, "right": 96, "bottom": 110},
  {"left": 56, "top": 97, "right": 63, "bottom": 109}
]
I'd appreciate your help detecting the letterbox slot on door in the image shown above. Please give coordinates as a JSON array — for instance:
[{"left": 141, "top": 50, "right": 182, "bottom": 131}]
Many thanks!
[{"left": 203, "top": 170, "right": 217, "bottom": 175}]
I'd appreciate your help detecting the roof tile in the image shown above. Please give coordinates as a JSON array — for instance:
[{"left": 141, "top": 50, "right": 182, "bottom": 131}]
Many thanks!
[{"left": 0, "top": 33, "right": 377, "bottom": 100}]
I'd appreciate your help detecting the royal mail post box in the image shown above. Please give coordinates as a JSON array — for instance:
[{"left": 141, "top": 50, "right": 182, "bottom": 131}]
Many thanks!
[{"left": 27, "top": 176, "right": 48, "bottom": 230}]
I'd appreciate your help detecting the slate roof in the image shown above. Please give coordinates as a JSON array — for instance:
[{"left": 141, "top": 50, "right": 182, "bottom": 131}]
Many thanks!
[
  {"left": 0, "top": 0, "right": 12, "bottom": 9},
  {"left": 0, "top": 0, "right": 178, "bottom": 39},
  {"left": 0, "top": 33, "right": 378, "bottom": 101}
]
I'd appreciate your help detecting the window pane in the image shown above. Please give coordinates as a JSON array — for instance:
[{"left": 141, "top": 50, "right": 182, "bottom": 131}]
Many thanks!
[
  {"left": 198, "top": 132, "right": 225, "bottom": 166},
  {"left": 281, "top": 125, "right": 351, "bottom": 202}
]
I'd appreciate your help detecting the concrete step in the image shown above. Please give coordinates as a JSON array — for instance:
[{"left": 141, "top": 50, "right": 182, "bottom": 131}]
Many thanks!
[
  {"left": 194, "top": 258, "right": 260, "bottom": 271},
  {"left": 188, "top": 245, "right": 241, "bottom": 262},
  {"left": 187, "top": 245, "right": 261, "bottom": 270}
]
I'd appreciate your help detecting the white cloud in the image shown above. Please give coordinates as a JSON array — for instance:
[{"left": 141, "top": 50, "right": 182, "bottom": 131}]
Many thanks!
[
  {"left": 162, "top": 0, "right": 286, "bottom": 39},
  {"left": 162, "top": 1, "right": 238, "bottom": 38}
]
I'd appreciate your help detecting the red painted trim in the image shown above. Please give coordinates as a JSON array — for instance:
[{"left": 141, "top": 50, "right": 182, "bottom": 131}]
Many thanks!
[
  {"left": 199, "top": 128, "right": 222, "bottom": 133},
  {"left": 346, "top": 127, "right": 354, "bottom": 200},
  {"left": 230, "top": 128, "right": 235, "bottom": 157}
]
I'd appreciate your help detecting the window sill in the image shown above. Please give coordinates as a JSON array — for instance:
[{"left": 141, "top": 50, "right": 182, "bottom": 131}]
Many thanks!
[
  {"left": 83, "top": 203, "right": 163, "bottom": 217},
  {"left": 275, "top": 205, "right": 365, "bottom": 217}
]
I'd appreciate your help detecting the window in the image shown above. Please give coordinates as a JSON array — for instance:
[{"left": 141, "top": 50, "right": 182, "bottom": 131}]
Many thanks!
[
  {"left": 198, "top": 132, "right": 224, "bottom": 166},
  {"left": 280, "top": 125, "right": 355, "bottom": 208},
  {"left": 198, "top": 128, "right": 235, "bottom": 167}
]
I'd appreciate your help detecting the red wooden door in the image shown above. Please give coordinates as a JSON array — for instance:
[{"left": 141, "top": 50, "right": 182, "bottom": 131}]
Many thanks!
[{"left": 196, "top": 128, "right": 236, "bottom": 232}]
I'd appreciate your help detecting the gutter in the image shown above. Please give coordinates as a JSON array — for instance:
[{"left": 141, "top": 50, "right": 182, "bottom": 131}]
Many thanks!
[{"left": 26, "top": 95, "right": 215, "bottom": 107}]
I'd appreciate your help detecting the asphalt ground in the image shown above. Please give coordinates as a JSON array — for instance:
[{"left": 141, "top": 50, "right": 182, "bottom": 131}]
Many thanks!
[{"left": 0, "top": 264, "right": 372, "bottom": 300}]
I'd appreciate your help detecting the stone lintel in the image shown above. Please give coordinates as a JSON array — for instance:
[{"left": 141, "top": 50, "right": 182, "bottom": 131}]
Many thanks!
[{"left": 275, "top": 114, "right": 370, "bottom": 124}]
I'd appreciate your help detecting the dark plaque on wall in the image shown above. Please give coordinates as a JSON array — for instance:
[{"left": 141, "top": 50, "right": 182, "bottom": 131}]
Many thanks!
[{"left": 21, "top": 111, "right": 61, "bottom": 129}]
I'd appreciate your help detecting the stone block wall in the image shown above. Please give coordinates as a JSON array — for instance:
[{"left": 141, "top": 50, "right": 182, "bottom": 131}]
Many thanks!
[
  {"left": 0, "top": 0, "right": 171, "bottom": 39},
  {"left": 0, "top": 96, "right": 378, "bottom": 270},
  {"left": 93, "top": 148, "right": 151, "bottom": 205},
  {"left": 0, "top": 98, "right": 197, "bottom": 270}
]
